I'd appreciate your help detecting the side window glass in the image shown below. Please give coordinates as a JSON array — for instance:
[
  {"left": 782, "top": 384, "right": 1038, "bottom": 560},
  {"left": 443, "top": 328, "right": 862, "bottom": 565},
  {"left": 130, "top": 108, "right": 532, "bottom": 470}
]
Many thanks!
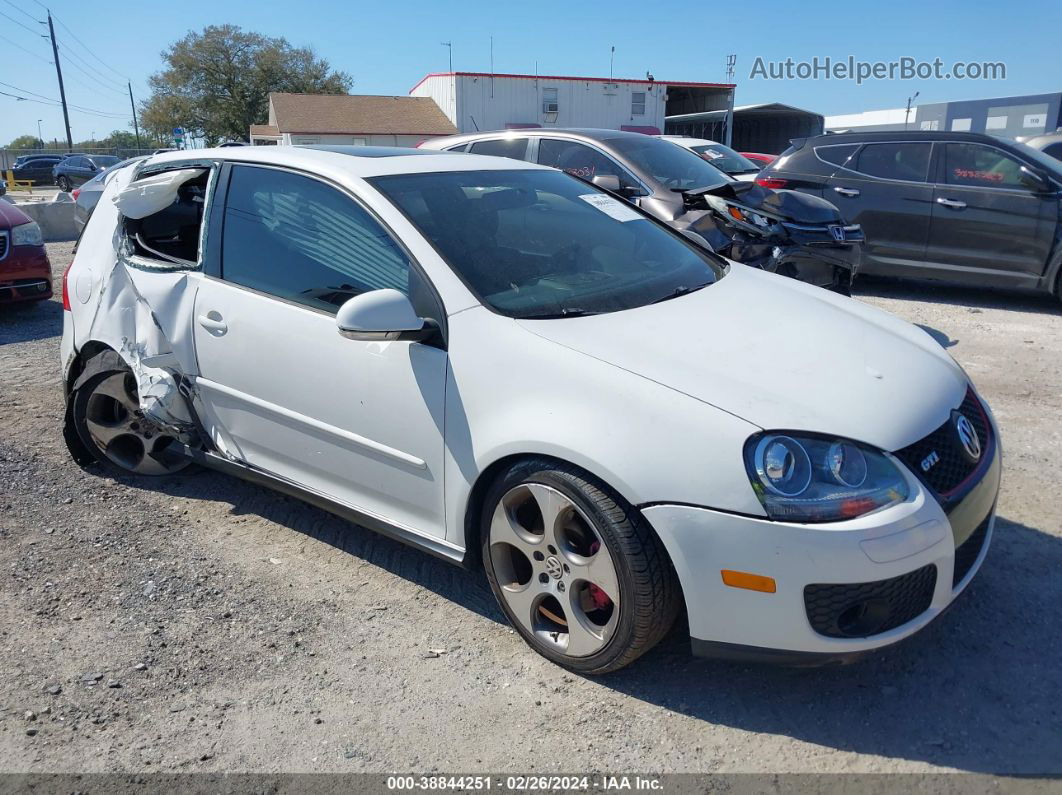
[
  {"left": 537, "top": 139, "right": 627, "bottom": 182},
  {"left": 468, "top": 138, "right": 529, "bottom": 160},
  {"left": 1042, "top": 142, "right": 1062, "bottom": 161},
  {"left": 815, "top": 144, "right": 859, "bottom": 168},
  {"left": 222, "top": 166, "right": 413, "bottom": 313},
  {"left": 855, "top": 143, "right": 932, "bottom": 181},
  {"left": 945, "top": 144, "right": 1027, "bottom": 189}
]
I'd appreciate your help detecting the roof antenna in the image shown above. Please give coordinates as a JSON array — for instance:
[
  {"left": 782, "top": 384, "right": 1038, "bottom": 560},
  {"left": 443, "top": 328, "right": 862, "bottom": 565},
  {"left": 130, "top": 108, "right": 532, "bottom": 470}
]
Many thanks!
[
  {"left": 610, "top": 46, "right": 615, "bottom": 83},
  {"left": 490, "top": 36, "right": 494, "bottom": 98}
]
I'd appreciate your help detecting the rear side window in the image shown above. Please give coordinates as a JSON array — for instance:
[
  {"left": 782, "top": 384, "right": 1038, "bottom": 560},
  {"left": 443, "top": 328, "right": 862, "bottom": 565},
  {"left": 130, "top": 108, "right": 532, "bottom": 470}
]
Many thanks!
[
  {"left": 221, "top": 165, "right": 413, "bottom": 313},
  {"left": 815, "top": 144, "right": 859, "bottom": 168},
  {"left": 944, "top": 143, "right": 1027, "bottom": 189},
  {"left": 468, "top": 138, "right": 529, "bottom": 160},
  {"left": 854, "top": 142, "right": 932, "bottom": 181}
]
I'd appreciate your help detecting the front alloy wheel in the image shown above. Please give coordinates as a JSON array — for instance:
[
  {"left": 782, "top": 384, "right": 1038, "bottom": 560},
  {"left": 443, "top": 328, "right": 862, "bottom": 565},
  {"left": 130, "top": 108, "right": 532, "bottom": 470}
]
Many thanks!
[{"left": 482, "top": 459, "right": 680, "bottom": 674}]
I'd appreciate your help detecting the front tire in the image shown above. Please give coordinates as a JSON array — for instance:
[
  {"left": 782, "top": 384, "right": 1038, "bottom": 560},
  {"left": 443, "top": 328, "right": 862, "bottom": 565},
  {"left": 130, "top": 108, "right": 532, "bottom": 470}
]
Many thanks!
[
  {"left": 481, "top": 458, "right": 681, "bottom": 674},
  {"left": 70, "top": 351, "right": 192, "bottom": 476}
]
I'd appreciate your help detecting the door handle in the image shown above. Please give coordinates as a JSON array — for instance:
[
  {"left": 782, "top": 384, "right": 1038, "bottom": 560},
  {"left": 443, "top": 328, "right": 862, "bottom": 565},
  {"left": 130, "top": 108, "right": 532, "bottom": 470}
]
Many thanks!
[
  {"left": 197, "top": 312, "right": 228, "bottom": 335},
  {"left": 936, "top": 197, "right": 967, "bottom": 209},
  {"left": 833, "top": 187, "right": 860, "bottom": 197}
]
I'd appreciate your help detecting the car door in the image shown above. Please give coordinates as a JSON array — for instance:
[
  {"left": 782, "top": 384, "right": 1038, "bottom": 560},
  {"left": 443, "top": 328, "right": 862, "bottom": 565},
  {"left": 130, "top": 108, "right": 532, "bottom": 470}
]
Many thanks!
[
  {"left": 192, "top": 163, "right": 450, "bottom": 539},
  {"left": 925, "top": 142, "right": 1057, "bottom": 284},
  {"left": 825, "top": 141, "right": 935, "bottom": 274}
]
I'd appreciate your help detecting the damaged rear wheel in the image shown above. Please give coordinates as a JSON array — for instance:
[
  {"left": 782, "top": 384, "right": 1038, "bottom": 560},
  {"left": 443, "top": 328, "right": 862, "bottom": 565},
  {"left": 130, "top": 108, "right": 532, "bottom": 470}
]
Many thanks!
[{"left": 71, "top": 351, "right": 192, "bottom": 476}]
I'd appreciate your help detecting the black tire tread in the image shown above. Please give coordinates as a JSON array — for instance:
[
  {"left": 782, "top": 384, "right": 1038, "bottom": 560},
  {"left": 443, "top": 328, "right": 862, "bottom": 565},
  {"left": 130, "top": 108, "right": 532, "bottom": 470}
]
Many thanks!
[{"left": 482, "top": 456, "right": 682, "bottom": 675}]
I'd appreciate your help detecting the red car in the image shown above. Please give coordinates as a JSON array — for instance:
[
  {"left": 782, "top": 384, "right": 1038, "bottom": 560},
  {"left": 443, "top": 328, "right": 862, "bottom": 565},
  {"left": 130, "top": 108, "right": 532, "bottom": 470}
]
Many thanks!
[
  {"left": 741, "top": 152, "right": 777, "bottom": 167},
  {"left": 0, "top": 200, "right": 51, "bottom": 304}
]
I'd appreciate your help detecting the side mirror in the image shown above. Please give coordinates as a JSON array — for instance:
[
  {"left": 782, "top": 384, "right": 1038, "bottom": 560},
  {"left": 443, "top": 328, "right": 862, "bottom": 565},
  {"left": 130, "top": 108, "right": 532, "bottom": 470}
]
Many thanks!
[
  {"left": 1019, "top": 165, "right": 1050, "bottom": 192},
  {"left": 335, "top": 289, "right": 437, "bottom": 342},
  {"left": 591, "top": 174, "right": 622, "bottom": 192}
]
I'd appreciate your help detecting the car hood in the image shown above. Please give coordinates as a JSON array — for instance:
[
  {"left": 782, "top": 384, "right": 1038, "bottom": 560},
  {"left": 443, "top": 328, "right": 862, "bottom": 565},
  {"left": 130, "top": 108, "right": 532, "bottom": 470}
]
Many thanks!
[
  {"left": 0, "top": 198, "right": 32, "bottom": 229},
  {"left": 517, "top": 264, "right": 967, "bottom": 452}
]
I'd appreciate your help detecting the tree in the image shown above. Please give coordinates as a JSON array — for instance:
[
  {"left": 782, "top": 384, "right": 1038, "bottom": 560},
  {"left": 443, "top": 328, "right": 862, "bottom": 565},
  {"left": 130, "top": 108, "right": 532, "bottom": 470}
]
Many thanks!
[
  {"left": 140, "top": 25, "right": 351, "bottom": 145},
  {"left": 6, "top": 134, "right": 42, "bottom": 150}
]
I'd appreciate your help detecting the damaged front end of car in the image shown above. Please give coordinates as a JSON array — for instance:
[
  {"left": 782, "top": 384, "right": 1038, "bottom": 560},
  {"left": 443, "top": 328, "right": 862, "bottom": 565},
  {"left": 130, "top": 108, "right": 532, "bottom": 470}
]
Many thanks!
[{"left": 680, "top": 182, "right": 865, "bottom": 294}]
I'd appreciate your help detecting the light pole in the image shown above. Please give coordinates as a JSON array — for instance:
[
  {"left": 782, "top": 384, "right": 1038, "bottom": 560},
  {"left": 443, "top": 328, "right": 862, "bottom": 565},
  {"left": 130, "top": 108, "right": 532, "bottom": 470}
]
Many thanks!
[
  {"left": 905, "top": 91, "right": 920, "bottom": 129},
  {"left": 441, "top": 41, "right": 452, "bottom": 73},
  {"left": 37, "top": 119, "right": 43, "bottom": 149}
]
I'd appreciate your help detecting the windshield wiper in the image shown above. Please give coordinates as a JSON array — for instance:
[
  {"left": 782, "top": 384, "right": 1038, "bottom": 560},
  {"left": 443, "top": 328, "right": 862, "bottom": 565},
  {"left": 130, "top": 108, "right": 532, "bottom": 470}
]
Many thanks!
[
  {"left": 520, "top": 307, "right": 603, "bottom": 319},
  {"left": 649, "top": 283, "right": 712, "bottom": 305}
]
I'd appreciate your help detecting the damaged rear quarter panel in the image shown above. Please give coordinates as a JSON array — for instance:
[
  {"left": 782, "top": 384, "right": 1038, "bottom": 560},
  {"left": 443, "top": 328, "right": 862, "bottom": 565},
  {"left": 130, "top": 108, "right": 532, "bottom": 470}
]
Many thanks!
[{"left": 66, "top": 163, "right": 211, "bottom": 433}]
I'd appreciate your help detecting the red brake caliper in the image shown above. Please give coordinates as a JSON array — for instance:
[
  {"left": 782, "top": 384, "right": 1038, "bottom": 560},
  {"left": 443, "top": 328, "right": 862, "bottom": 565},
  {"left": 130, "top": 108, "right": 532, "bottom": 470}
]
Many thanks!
[{"left": 587, "top": 541, "right": 611, "bottom": 609}]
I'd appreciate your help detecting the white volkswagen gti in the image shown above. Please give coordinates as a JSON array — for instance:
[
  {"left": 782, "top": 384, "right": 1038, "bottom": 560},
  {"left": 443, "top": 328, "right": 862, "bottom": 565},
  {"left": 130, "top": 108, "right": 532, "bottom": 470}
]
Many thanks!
[{"left": 60, "top": 145, "right": 1001, "bottom": 673}]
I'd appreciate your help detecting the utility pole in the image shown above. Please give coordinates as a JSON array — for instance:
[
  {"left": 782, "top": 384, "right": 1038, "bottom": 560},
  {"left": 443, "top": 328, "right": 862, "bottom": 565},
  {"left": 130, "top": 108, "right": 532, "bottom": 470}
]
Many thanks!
[
  {"left": 128, "top": 82, "right": 142, "bottom": 150},
  {"left": 46, "top": 11, "right": 73, "bottom": 151},
  {"left": 905, "top": 91, "right": 920, "bottom": 129},
  {"left": 724, "top": 55, "right": 737, "bottom": 147}
]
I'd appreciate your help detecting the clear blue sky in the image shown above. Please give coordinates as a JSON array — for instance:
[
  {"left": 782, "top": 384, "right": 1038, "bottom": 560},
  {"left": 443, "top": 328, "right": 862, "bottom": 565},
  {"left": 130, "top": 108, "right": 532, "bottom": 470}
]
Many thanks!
[{"left": 2, "top": 0, "right": 1060, "bottom": 146}]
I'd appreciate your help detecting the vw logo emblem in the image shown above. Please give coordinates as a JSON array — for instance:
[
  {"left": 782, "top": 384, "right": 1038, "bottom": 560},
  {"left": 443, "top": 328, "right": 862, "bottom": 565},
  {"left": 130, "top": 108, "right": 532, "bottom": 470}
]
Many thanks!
[
  {"left": 954, "top": 413, "right": 982, "bottom": 462},
  {"left": 828, "top": 225, "right": 846, "bottom": 242},
  {"left": 544, "top": 556, "right": 563, "bottom": 580}
]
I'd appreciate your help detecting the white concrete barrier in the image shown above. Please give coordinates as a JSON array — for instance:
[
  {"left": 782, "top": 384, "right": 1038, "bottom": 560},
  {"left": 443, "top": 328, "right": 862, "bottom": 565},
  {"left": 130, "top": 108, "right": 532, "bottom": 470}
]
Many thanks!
[{"left": 12, "top": 198, "right": 78, "bottom": 242}]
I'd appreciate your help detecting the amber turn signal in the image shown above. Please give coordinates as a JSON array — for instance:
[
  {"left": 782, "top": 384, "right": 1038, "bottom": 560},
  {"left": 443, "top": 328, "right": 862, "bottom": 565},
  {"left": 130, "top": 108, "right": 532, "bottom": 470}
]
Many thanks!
[{"left": 721, "top": 569, "right": 776, "bottom": 593}]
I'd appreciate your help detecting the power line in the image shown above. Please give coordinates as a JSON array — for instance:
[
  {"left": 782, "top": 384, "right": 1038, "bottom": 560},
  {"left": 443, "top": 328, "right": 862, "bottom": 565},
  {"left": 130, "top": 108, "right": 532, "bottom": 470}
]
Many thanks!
[
  {"left": 0, "top": 0, "right": 41, "bottom": 24},
  {"left": 0, "top": 80, "right": 128, "bottom": 118},
  {"left": 0, "top": 8, "right": 45, "bottom": 37},
  {"left": 56, "top": 43, "right": 129, "bottom": 94},
  {"left": 53, "top": 14, "right": 128, "bottom": 82},
  {"left": 0, "top": 31, "right": 51, "bottom": 63}
]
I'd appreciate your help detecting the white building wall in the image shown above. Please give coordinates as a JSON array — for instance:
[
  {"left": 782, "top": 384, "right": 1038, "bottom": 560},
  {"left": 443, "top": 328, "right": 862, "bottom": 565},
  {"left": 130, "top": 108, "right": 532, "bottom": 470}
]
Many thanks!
[
  {"left": 415, "top": 74, "right": 667, "bottom": 134},
  {"left": 825, "top": 107, "right": 910, "bottom": 131},
  {"left": 410, "top": 75, "right": 458, "bottom": 127},
  {"left": 283, "top": 133, "right": 432, "bottom": 147}
]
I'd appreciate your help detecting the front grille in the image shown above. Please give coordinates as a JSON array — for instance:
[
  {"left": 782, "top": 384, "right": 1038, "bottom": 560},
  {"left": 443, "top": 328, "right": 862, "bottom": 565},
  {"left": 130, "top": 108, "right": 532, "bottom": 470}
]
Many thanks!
[
  {"left": 804, "top": 564, "right": 937, "bottom": 638},
  {"left": 894, "top": 389, "right": 991, "bottom": 499},
  {"left": 0, "top": 231, "right": 8, "bottom": 261},
  {"left": 953, "top": 514, "right": 991, "bottom": 588}
]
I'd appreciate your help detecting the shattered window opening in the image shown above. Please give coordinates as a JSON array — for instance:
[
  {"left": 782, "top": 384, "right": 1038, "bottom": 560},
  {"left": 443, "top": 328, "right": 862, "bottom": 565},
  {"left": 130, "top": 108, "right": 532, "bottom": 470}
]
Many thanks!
[{"left": 116, "top": 167, "right": 214, "bottom": 271}]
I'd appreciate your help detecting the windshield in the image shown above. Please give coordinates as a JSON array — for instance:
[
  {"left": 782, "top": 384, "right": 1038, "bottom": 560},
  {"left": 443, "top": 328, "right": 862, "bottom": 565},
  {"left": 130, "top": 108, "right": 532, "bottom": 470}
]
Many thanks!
[
  {"left": 689, "top": 143, "right": 760, "bottom": 175},
  {"left": 604, "top": 136, "right": 730, "bottom": 191},
  {"left": 371, "top": 169, "right": 724, "bottom": 319},
  {"left": 91, "top": 156, "right": 121, "bottom": 168}
]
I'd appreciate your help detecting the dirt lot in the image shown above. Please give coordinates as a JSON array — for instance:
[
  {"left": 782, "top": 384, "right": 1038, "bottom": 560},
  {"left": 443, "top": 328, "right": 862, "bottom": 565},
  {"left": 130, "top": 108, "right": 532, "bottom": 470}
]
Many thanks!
[{"left": 1, "top": 243, "right": 1060, "bottom": 774}]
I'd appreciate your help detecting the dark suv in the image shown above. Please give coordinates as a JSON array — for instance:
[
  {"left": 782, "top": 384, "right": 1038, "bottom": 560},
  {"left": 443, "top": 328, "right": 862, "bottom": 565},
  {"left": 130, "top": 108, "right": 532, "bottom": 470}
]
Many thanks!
[{"left": 758, "top": 131, "right": 1062, "bottom": 299}]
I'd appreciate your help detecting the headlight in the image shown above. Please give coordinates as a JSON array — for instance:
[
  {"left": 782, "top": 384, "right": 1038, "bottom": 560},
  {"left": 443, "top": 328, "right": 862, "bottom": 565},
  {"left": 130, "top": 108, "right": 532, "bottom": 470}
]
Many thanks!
[
  {"left": 12, "top": 221, "right": 43, "bottom": 247},
  {"left": 744, "top": 432, "right": 909, "bottom": 522}
]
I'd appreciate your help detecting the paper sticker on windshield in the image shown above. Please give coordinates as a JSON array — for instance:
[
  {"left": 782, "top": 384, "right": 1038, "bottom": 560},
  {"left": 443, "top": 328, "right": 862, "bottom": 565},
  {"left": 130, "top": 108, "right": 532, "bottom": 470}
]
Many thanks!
[
  {"left": 702, "top": 149, "right": 724, "bottom": 160},
  {"left": 579, "top": 193, "right": 644, "bottom": 222}
]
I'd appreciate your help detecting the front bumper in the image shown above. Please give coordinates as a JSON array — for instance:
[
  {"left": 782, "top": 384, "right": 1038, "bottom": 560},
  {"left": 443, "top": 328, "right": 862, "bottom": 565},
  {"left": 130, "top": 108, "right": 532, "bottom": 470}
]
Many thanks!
[
  {"left": 643, "top": 438, "right": 1000, "bottom": 662},
  {"left": 0, "top": 245, "right": 52, "bottom": 303}
]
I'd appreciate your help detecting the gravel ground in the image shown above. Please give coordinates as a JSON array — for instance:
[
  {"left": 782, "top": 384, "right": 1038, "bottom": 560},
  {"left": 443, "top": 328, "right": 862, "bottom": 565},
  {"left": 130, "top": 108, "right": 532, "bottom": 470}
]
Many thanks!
[{"left": 1, "top": 243, "right": 1059, "bottom": 774}]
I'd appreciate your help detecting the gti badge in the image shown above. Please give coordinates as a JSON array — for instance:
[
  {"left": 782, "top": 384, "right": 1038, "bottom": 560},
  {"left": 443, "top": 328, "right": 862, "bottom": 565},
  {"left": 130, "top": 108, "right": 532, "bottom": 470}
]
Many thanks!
[
  {"left": 954, "top": 412, "right": 982, "bottom": 462},
  {"left": 828, "top": 225, "right": 846, "bottom": 242},
  {"left": 921, "top": 450, "right": 940, "bottom": 472}
]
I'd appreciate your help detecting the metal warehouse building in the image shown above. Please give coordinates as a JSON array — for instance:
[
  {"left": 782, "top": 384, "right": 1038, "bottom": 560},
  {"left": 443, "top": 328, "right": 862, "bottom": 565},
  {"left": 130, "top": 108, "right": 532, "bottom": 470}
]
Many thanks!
[
  {"left": 665, "top": 103, "right": 825, "bottom": 155},
  {"left": 827, "top": 91, "right": 1062, "bottom": 139},
  {"left": 410, "top": 71, "right": 734, "bottom": 136}
]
